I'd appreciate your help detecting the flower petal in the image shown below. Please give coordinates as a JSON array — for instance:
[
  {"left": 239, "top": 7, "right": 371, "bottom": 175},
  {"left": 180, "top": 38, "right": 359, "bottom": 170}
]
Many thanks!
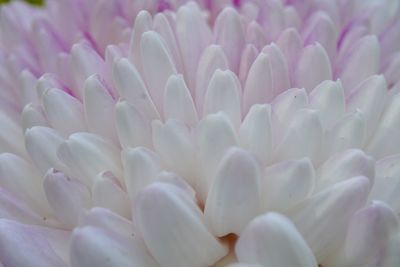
[{"left": 236, "top": 213, "right": 318, "bottom": 267}]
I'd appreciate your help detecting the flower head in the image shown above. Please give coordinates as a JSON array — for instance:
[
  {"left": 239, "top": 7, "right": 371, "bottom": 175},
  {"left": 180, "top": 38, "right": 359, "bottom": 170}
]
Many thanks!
[{"left": 0, "top": 0, "right": 400, "bottom": 266}]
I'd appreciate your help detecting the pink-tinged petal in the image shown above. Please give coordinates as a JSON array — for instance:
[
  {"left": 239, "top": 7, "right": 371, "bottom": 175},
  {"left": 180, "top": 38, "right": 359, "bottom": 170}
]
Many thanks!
[
  {"left": 309, "top": 80, "right": 345, "bottom": 130},
  {"left": 289, "top": 176, "right": 370, "bottom": 263},
  {"left": 243, "top": 53, "right": 273, "bottom": 114},
  {"left": 115, "top": 100, "right": 152, "bottom": 149},
  {"left": 196, "top": 113, "right": 238, "bottom": 201},
  {"left": 44, "top": 169, "right": 91, "bottom": 228},
  {"left": 141, "top": 31, "right": 177, "bottom": 112},
  {"left": 112, "top": 58, "right": 160, "bottom": 120},
  {"left": 336, "top": 35, "right": 380, "bottom": 93},
  {"left": 25, "top": 126, "right": 66, "bottom": 175},
  {"left": 261, "top": 43, "right": 290, "bottom": 95},
  {"left": 317, "top": 149, "right": 375, "bottom": 191},
  {"left": 0, "top": 153, "right": 51, "bottom": 216},
  {"left": 302, "top": 11, "right": 338, "bottom": 62},
  {"left": 274, "top": 109, "right": 323, "bottom": 163},
  {"left": 83, "top": 74, "right": 118, "bottom": 143},
  {"left": 164, "top": 74, "right": 198, "bottom": 126},
  {"left": 0, "top": 220, "right": 68, "bottom": 267},
  {"left": 366, "top": 92, "right": 400, "bottom": 158},
  {"left": 347, "top": 75, "right": 387, "bottom": 142},
  {"left": 342, "top": 201, "right": 398, "bottom": 267},
  {"left": 205, "top": 148, "right": 261, "bottom": 236},
  {"left": 0, "top": 188, "right": 49, "bottom": 226},
  {"left": 293, "top": 43, "right": 332, "bottom": 91},
  {"left": 153, "top": 13, "right": 184, "bottom": 74},
  {"left": 36, "top": 73, "right": 65, "bottom": 100},
  {"left": 92, "top": 171, "right": 131, "bottom": 218},
  {"left": 79, "top": 207, "right": 134, "bottom": 237},
  {"left": 369, "top": 155, "right": 400, "bottom": 213},
  {"left": 176, "top": 2, "right": 212, "bottom": 91},
  {"left": 240, "top": 104, "right": 272, "bottom": 165},
  {"left": 42, "top": 88, "right": 86, "bottom": 136},
  {"left": 258, "top": 1, "right": 286, "bottom": 41},
  {"left": 383, "top": 52, "right": 400, "bottom": 88},
  {"left": 204, "top": 69, "right": 242, "bottom": 128},
  {"left": 276, "top": 28, "right": 303, "bottom": 81},
  {"left": 323, "top": 110, "right": 365, "bottom": 158},
  {"left": 195, "top": 45, "right": 229, "bottom": 113},
  {"left": 214, "top": 7, "right": 245, "bottom": 73},
  {"left": 122, "top": 147, "right": 162, "bottom": 199},
  {"left": 246, "top": 21, "right": 267, "bottom": 50},
  {"left": 135, "top": 182, "right": 228, "bottom": 267},
  {"left": 236, "top": 213, "right": 318, "bottom": 267},
  {"left": 128, "top": 10, "right": 152, "bottom": 74},
  {"left": 70, "top": 226, "right": 158, "bottom": 267},
  {"left": 57, "top": 132, "right": 122, "bottom": 186},
  {"left": 238, "top": 44, "right": 258, "bottom": 86},
  {"left": 152, "top": 120, "right": 197, "bottom": 186},
  {"left": 261, "top": 158, "right": 315, "bottom": 212},
  {"left": 21, "top": 103, "right": 49, "bottom": 131},
  {"left": 71, "top": 43, "right": 105, "bottom": 100},
  {"left": 283, "top": 6, "right": 301, "bottom": 29},
  {"left": 380, "top": 15, "right": 400, "bottom": 65},
  {"left": 32, "top": 20, "right": 65, "bottom": 73},
  {"left": 227, "top": 264, "right": 263, "bottom": 267}
]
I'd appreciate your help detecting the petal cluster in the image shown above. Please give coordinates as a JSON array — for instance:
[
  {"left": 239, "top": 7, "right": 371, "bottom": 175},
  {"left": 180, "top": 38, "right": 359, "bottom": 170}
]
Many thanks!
[{"left": 1, "top": 0, "right": 400, "bottom": 266}]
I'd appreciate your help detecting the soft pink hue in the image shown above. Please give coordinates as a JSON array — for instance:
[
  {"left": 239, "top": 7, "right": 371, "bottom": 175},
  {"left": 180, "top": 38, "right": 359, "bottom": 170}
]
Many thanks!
[{"left": 0, "top": 0, "right": 400, "bottom": 266}]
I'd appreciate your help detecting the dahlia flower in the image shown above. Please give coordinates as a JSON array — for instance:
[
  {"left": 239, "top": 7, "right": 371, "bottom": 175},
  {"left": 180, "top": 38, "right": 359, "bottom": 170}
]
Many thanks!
[{"left": 1, "top": 0, "right": 400, "bottom": 266}]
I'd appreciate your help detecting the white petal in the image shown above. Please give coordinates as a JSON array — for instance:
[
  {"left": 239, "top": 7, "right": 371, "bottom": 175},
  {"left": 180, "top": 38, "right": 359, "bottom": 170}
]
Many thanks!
[
  {"left": 122, "top": 147, "right": 162, "bottom": 199},
  {"left": 337, "top": 35, "right": 380, "bottom": 93},
  {"left": 274, "top": 109, "right": 323, "bottom": 163},
  {"left": 57, "top": 132, "right": 122, "bottom": 186},
  {"left": 289, "top": 176, "right": 370, "bottom": 263},
  {"left": 293, "top": 43, "right": 332, "bottom": 91},
  {"left": 112, "top": 58, "right": 159, "bottom": 120},
  {"left": 141, "top": 31, "right": 177, "bottom": 111},
  {"left": 164, "top": 74, "right": 198, "bottom": 126},
  {"left": 323, "top": 110, "right": 365, "bottom": 158},
  {"left": 92, "top": 171, "right": 130, "bottom": 218},
  {"left": 44, "top": 169, "right": 91, "bottom": 227},
  {"left": 196, "top": 113, "right": 238, "bottom": 201},
  {"left": 83, "top": 74, "right": 117, "bottom": 143},
  {"left": 276, "top": 28, "right": 303, "bottom": 77},
  {"left": 370, "top": 155, "right": 400, "bottom": 213},
  {"left": 79, "top": 207, "right": 134, "bottom": 237},
  {"left": 205, "top": 148, "right": 261, "bottom": 236},
  {"left": 115, "top": 100, "right": 152, "bottom": 149},
  {"left": 128, "top": 10, "right": 152, "bottom": 73},
  {"left": 19, "top": 70, "right": 39, "bottom": 106},
  {"left": 243, "top": 53, "right": 273, "bottom": 114},
  {"left": 135, "top": 182, "right": 228, "bottom": 267},
  {"left": 245, "top": 21, "right": 267, "bottom": 50},
  {"left": 261, "top": 43, "right": 290, "bottom": 95},
  {"left": 0, "top": 220, "right": 68, "bottom": 267},
  {"left": 236, "top": 213, "right": 318, "bottom": 267},
  {"left": 214, "top": 7, "right": 245, "bottom": 73},
  {"left": 0, "top": 112, "right": 28, "bottom": 158},
  {"left": 195, "top": 45, "right": 229, "bottom": 112},
  {"left": 70, "top": 226, "right": 158, "bottom": 267},
  {"left": 261, "top": 158, "right": 315, "bottom": 212},
  {"left": 153, "top": 13, "right": 184, "bottom": 74},
  {"left": 0, "top": 153, "right": 50, "bottom": 216},
  {"left": 309, "top": 80, "right": 345, "bottom": 130},
  {"left": 71, "top": 43, "right": 105, "bottom": 99},
  {"left": 176, "top": 2, "right": 212, "bottom": 91},
  {"left": 366, "top": 92, "right": 400, "bottom": 158},
  {"left": 42, "top": 88, "right": 86, "bottom": 135},
  {"left": 239, "top": 104, "right": 273, "bottom": 165},
  {"left": 21, "top": 103, "right": 48, "bottom": 131},
  {"left": 25, "top": 126, "right": 66, "bottom": 174},
  {"left": 346, "top": 75, "right": 387, "bottom": 142},
  {"left": 204, "top": 69, "right": 242, "bottom": 128},
  {"left": 152, "top": 120, "right": 197, "bottom": 186}
]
